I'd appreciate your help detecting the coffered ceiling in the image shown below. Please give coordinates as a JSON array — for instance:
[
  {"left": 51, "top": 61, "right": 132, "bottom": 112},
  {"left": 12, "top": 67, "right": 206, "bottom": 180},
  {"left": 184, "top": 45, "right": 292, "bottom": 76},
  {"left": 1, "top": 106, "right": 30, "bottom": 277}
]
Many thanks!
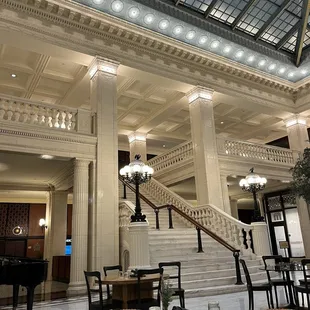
[{"left": 0, "top": 38, "right": 295, "bottom": 148}]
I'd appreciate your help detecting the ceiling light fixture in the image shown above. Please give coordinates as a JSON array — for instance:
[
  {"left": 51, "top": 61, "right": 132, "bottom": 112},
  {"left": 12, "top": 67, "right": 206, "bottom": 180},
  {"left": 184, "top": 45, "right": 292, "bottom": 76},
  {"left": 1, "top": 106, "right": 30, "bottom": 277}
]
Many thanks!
[
  {"left": 163, "top": 144, "right": 166, "bottom": 148},
  {"left": 220, "top": 121, "right": 224, "bottom": 124},
  {"left": 92, "top": 0, "right": 104, "bottom": 4},
  {"left": 198, "top": 36, "right": 208, "bottom": 45},
  {"left": 144, "top": 13, "right": 155, "bottom": 25},
  {"left": 128, "top": 7, "right": 140, "bottom": 19},
  {"left": 111, "top": 0, "right": 123, "bottom": 12},
  {"left": 223, "top": 45, "right": 232, "bottom": 54},
  {"left": 235, "top": 50, "right": 244, "bottom": 58},
  {"left": 247, "top": 55, "right": 255, "bottom": 63},
  {"left": 210, "top": 40, "right": 220, "bottom": 49},
  {"left": 186, "top": 30, "right": 196, "bottom": 40},
  {"left": 173, "top": 25, "right": 183, "bottom": 35},
  {"left": 158, "top": 19, "right": 169, "bottom": 30},
  {"left": 279, "top": 67, "right": 286, "bottom": 74},
  {"left": 11, "top": 74, "right": 17, "bottom": 78},
  {"left": 40, "top": 155, "right": 55, "bottom": 160},
  {"left": 258, "top": 59, "right": 266, "bottom": 67},
  {"left": 268, "top": 63, "right": 276, "bottom": 71}
]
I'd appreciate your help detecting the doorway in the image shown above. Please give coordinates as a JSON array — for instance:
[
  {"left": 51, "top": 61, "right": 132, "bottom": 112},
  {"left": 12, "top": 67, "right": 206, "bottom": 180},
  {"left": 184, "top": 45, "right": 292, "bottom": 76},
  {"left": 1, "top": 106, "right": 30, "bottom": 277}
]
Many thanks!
[{"left": 264, "top": 191, "right": 305, "bottom": 258}]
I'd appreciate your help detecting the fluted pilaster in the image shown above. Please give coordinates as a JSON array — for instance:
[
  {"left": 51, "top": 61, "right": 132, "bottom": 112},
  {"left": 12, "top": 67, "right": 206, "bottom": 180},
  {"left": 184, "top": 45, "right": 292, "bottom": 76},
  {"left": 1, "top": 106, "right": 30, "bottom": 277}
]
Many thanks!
[{"left": 67, "top": 159, "right": 89, "bottom": 294}]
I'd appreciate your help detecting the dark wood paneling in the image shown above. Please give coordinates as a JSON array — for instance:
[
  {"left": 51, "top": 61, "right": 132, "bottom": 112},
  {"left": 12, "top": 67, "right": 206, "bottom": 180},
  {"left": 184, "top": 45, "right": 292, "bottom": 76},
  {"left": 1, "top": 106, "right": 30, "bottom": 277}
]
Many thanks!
[
  {"left": 28, "top": 204, "right": 46, "bottom": 237},
  {"left": 26, "top": 239, "right": 44, "bottom": 259},
  {"left": 0, "top": 240, "right": 4, "bottom": 255},
  {"left": 52, "top": 256, "right": 71, "bottom": 283},
  {"left": 4, "top": 204, "right": 29, "bottom": 237},
  {"left": 67, "top": 205, "right": 72, "bottom": 237},
  {"left": 5, "top": 240, "right": 26, "bottom": 257}
]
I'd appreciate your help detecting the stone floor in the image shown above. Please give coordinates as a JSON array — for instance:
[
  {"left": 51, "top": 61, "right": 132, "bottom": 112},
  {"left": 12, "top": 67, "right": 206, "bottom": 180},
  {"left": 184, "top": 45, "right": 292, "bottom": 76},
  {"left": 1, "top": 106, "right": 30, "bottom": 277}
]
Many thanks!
[{"left": 0, "top": 288, "right": 307, "bottom": 310}]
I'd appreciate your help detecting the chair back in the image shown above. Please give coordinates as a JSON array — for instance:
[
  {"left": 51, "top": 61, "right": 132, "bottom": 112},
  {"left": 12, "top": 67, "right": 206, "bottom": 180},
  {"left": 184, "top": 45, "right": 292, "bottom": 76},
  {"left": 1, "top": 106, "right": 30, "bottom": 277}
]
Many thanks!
[
  {"left": 301, "top": 259, "right": 310, "bottom": 290},
  {"left": 136, "top": 267, "right": 163, "bottom": 307},
  {"left": 84, "top": 271, "right": 104, "bottom": 306},
  {"left": 103, "top": 265, "right": 122, "bottom": 299},
  {"left": 159, "top": 261, "right": 182, "bottom": 290},
  {"left": 262, "top": 255, "right": 284, "bottom": 282},
  {"left": 240, "top": 259, "right": 252, "bottom": 288}
]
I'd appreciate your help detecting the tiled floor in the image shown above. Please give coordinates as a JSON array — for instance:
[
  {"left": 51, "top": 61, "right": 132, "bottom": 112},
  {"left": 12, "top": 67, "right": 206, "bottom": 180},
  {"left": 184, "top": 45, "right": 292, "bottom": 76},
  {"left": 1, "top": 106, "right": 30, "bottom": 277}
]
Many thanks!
[{"left": 0, "top": 288, "right": 305, "bottom": 310}]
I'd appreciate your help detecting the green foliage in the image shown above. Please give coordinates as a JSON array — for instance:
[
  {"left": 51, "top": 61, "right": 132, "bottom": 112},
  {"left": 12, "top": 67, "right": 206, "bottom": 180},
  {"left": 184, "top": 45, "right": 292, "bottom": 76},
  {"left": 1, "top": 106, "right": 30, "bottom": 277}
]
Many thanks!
[
  {"left": 161, "top": 279, "right": 174, "bottom": 310},
  {"left": 291, "top": 148, "right": 310, "bottom": 205}
]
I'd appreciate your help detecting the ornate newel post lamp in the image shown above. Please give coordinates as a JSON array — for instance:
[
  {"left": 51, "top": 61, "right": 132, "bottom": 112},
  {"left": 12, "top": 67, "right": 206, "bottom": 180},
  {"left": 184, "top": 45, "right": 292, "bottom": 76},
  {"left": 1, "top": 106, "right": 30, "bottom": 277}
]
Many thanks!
[
  {"left": 120, "top": 154, "right": 154, "bottom": 222},
  {"left": 239, "top": 168, "right": 267, "bottom": 222}
]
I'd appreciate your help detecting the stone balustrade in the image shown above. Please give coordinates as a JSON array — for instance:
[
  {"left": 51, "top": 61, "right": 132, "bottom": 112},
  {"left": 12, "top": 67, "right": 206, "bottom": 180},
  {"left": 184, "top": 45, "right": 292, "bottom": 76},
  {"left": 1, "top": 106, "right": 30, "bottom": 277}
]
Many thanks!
[
  {"left": 147, "top": 138, "right": 295, "bottom": 173},
  {"left": 142, "top": 178, "right": 253, "bottom": 255},
  {"left": 0, "top": 95, "right": 86, "bottom": 132}
]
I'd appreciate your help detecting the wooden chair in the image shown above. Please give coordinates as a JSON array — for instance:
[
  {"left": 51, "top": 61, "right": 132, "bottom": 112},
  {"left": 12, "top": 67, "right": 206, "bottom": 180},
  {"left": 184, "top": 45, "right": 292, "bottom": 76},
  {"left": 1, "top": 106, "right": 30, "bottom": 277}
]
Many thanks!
[
  {"left": 240, "top": 259, "right": 274, "bottom": 310},
  {"left": 127, "top": 268, "right": 163, "bottom": 310},
  {"left": 159, "top": 261, "right": 185, "bottom": 308},
  {"left": 262, "top": 255, "right": 292, "bottom": 308},
  {"left": 294, "top": 259, "right": 310, "bottom": 309},
  {"left": 84, "top": 271, "right": 121, "bottom": 310},
  {"left": 103, "top": 264, "right": 122, "bottom": 299}
]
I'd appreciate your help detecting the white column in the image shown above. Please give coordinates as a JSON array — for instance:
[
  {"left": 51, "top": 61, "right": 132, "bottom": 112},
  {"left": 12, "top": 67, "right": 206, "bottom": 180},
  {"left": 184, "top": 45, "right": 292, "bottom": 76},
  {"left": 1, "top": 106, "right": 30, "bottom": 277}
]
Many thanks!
[
  {"left": 67, "top": 159, "right": 89, "bottom": 295},
  {"left": 128, "top": 132, "right": 147, "bottom": 162},
  {"left": 251, "top": 222, "right": 271, "bottom": 257},
  {"left": 220, "top": 175, "right": 231, "bottom": 215},
  {"left": 230, "top": 198, "right": 238, "bottom": 219},
  {"left": 285, "top": 115, "right": 310, "bottom": 257},
  {"left": 89, "top": 56, "right": 119, "bottom": 270},
  {"left": 43, "top": 190, "right": 68, "bottom": 281},
  {"left": 88, "top": 160, "right": 96, "bottom": 271},
  {"left": 187, "top": 86, "right": 223, "bottom": 208}
]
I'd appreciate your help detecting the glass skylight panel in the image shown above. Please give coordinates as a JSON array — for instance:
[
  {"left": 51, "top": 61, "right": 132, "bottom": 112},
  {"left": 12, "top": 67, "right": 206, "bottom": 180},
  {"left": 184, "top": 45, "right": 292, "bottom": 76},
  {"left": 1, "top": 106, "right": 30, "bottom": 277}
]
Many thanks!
[
  {"left": 210, "top": 0, "right": 248, "bottom": 25},
  {"left": 181, "top": 0, "right": 212, "bottom": 14},
  {"left": 260, "top": 11, "right": 299, "bottom": 46},
  {"left": 282, "top": 32, "right": 298, "bottom": 52},
  {"left": 303, "top": 29, "right": 310, "bottom": 48},
  {"left": 286, "top": 0, "right": 303, "bottom": 18},
  {"left": 237, "top": 0, "right": 279, "bottom": 36}
]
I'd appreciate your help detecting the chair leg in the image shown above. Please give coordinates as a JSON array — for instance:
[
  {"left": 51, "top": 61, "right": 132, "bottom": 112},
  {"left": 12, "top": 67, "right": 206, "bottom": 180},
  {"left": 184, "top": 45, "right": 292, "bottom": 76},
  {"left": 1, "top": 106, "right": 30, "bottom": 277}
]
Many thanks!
[
  {"left": 269, "top": 288, "right": 274, "bottom": 309},
  {"left": 180, "top": 293, "right": 185, "bottom": 308},
  {"left": 266, "top": 290, "right": 271, "bottom": 309},
  {"left": 295, "top": 291, "right": 300, "bottom": 310},
  {"left": 284, "top": 284, "right": 289, "bottom": 303},
  {"left": 274, "top": 286, "right": 279, "bottom": 308}
]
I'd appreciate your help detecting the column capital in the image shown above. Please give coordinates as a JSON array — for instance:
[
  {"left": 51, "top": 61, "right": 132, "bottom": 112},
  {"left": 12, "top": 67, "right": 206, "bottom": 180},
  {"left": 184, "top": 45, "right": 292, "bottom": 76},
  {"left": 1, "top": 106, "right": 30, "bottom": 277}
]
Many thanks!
[
  {"left": 89, "top": 56, "right": 119, "bottom": 79},
  {"left": 128, "top": 132, "right": 147, "bottom": 143},
  {"left": 284, "top": 114, "right": 307, "bottom": 128},
  {"left": 74, "top": 159, "right": 90, "bottom": 169},
  {"left": 186, "top": 86, "right": 214, "bottom": 104}
]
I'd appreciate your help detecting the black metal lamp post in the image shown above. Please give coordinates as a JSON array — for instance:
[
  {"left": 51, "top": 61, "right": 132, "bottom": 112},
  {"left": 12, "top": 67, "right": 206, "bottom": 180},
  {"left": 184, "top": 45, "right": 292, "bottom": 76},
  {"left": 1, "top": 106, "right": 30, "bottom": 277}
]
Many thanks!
[
  {"left": 239, "top": 168, "right": 267, "bottom": 222},
  {"left": 119, "top": 154, "right": 154, "bottom": 222}
]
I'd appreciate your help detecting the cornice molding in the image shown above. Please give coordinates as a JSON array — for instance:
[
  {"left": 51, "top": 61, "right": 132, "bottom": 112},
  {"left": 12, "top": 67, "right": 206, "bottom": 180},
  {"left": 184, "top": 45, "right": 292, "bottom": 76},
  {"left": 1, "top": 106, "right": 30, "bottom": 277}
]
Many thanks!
[{"left": 0, "top": 0, "right": 302, "bottom": 102}]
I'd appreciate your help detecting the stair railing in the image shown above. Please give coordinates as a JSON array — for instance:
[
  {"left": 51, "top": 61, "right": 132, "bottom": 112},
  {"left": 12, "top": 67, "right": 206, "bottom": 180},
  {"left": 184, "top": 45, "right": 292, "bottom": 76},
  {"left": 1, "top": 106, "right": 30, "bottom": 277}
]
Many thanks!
[{"left": 119, "top": 176, "right": 243, "bottom": 285}]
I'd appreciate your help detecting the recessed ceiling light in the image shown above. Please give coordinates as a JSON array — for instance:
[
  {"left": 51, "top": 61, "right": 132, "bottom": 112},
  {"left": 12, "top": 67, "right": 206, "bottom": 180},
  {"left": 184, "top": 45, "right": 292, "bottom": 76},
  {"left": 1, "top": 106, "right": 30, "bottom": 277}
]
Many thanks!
[
  {"left": 210, "top": 40, "right": 220, "bottom": 49},
  {"left": 258, "top": 59, "right": 266, "bottom": 67},
  {"left": 111, "top": 0, "right": 123, "bottom": 12},
  {"left": 288, "top": 72, "right": 295, "bottom": 78},
  {"left": 235, "top": 50, "right": 244, "bottom": 58},
  {"left": 301, "top": 69, "right": 308, "bottom": 75},
  {"left": 128, "top": 7, "right": 140, "bottom": 19},
  {"left": 198, "top": 36, "right": 208, "bottom": 45},
  {"left": 220, "top": 121, "right": 224, "bottom": 124},
  {"left": 11, "top": 74, "right": 17, "bottom": 78},
  {"left": 281, "top": 180, "right": 291, "bottom": 183},
  {"left": 163, "top": 144, "right": 166, "bottom": 148},
  {"left": 268, "top": 63, "right": 276, "bottom": 71},
  {"left": 144, "top": 13, "right": 155, "bottom": 25},
  {"left": 223, "top": 45, "right": 232, "bottom": 54},
  {"left": 186, "top": 30, "right": 196, "bottom": 40},
  {"left": 40, "top": 155, "right": 54, "bottom": 160},
  {"left": 173, "top": 25, "right": 183, "bottom": 35},
  {"left": 158, "top": 19, "right": 169, "bottom": 30},
  {"left": 279, "top": 67, "right": 286, "bottom": 74},
  {"left": 247, "top": 55, "right": 255, "bottom": 63},
  {"left": 92, "top": 0, "right": 104, "bottom": 4}
]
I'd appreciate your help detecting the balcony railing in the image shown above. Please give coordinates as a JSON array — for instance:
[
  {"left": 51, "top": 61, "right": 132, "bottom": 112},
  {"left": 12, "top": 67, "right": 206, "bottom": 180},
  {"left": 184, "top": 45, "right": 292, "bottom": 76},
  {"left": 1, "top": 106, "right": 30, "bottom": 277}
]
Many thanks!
[
  {"left": 0, "top": 94, "right": 93, "bottom": 134},
  {"left": 147, "top": 138, "right": 295, "bottom": 173}
]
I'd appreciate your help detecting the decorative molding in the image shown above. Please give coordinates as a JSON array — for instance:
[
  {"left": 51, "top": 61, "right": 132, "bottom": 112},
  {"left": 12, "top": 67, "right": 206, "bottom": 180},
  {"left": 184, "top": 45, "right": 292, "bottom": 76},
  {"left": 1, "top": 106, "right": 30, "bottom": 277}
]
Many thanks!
[
  {"left": 0, "top": 0, "right": 304, "bottom": 105},
  {"left": 47, "top": 161, "right": 74, "bottom": 191}
]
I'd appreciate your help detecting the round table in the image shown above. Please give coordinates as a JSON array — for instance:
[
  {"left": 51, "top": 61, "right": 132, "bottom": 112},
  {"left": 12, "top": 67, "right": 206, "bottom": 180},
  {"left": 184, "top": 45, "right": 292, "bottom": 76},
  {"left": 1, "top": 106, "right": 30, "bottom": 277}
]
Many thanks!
[{"left": 102, "top": 273, "right": 168, "bottom": 309}]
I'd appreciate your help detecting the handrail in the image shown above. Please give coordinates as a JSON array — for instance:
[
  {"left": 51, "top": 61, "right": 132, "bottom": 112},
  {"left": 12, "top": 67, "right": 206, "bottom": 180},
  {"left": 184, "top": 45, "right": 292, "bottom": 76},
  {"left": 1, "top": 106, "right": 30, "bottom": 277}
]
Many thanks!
[{"left": 119, "top": 176, "right": 237, "bottom": 252}]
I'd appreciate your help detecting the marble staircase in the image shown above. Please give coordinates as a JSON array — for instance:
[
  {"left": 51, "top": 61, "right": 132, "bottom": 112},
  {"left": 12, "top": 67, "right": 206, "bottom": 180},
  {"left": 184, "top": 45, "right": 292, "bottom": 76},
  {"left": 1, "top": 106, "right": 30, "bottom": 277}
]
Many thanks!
[{"left": 119, "top": 181, "right": 266, "bottom": 297}]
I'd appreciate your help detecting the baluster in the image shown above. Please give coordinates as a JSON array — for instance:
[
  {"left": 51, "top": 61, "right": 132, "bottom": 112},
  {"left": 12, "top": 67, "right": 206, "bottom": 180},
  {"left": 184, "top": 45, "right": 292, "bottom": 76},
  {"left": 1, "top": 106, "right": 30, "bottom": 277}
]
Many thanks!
[
  {"left": 123, "top": 183, "right": 127, "bottom": 199},
  {"left": 0, "top": 100, "right": 6, "bottom": 120},
  {"left": 168, "top": 206, "right": 173, "bottom": 229},
  {"left": 196, "top": 227, "right": 204, "bottom": 253},
  {"left": 65, "top": 112, "right": 71, "bottom": 129},
  {"left": 14, "top": 103, "right": 21, "bottom": 122},
  {"left": 37, "top": 107, "right": 45, "bottom": 124},
  {"left": 6, "top": 101, "right": 14, "bottom": 121},
  {"left": 239, "top": 228, "right": 246, "bottom": 253},
  {"left": 155, "top": 209, "right": 160, "bottom": 230},
  {"left": 21, "top": 104, "right": 29, "bottom": 123},
  {"left": 233, "top": 251, "right": 243, "bottom": 285},
  {"left": 51, "top": 109, "right": 58, "bottom": 127},
  {"left": 245, "top": 229, "right": 253, "bottom": 254},
  {"left": 29, "top": 105, "right": 37, "bottom": 124}
]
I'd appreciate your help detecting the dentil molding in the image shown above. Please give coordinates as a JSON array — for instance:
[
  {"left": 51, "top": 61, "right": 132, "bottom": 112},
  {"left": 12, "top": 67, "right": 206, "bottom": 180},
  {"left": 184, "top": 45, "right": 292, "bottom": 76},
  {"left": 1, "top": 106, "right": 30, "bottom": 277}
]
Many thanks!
[{"left": 0, "top": 0, "right": 304, "bottom": 107}]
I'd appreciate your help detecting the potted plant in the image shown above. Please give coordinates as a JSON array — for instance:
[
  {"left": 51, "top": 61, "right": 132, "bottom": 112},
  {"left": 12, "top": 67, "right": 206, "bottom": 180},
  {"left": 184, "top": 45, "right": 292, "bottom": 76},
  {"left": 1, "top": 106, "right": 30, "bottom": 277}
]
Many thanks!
[
  {"left": 291, "top": 148, "right": 310, "bottom": 207},
  {"left": 161, "top": 279, "right": 174, "bottom": 310}
]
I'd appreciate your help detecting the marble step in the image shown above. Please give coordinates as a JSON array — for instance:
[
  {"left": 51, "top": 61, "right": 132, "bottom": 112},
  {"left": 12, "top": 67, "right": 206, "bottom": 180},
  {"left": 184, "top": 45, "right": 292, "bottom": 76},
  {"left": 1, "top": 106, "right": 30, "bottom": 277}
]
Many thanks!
[{"left": 150, "top": 248, "right": 231, "bottom": 258}]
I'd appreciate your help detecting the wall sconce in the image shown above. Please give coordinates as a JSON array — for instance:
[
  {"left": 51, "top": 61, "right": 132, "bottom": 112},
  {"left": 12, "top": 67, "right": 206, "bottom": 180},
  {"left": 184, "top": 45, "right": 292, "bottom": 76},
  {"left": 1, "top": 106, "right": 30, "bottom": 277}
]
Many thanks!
[{"left": 39, "top": 218, "right": 47, "bottom": 229}]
